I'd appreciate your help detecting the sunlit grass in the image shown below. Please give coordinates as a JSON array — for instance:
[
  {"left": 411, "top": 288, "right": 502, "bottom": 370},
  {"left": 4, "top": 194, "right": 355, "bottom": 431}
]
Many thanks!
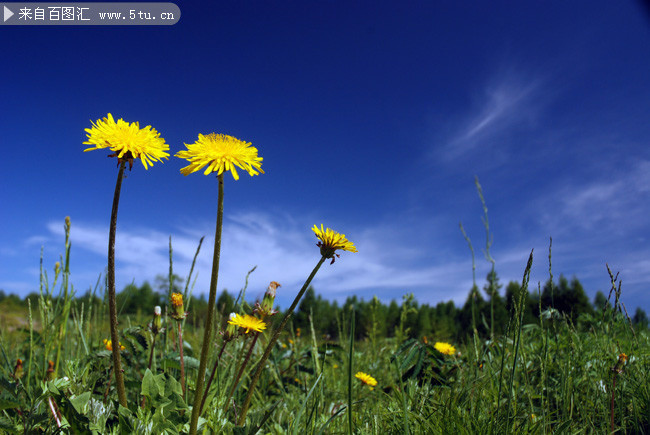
[{"left": 0, "top": 176, "right": 648, "bottom": 432}]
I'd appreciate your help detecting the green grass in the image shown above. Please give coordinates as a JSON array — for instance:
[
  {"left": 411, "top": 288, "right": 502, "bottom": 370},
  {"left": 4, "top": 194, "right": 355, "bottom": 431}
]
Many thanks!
[
  {"left": 0, "top": 221, "right": 648, "bottom": 433},
  {"left": 0, "top": 283, "right": 647, "bottom": 434}
]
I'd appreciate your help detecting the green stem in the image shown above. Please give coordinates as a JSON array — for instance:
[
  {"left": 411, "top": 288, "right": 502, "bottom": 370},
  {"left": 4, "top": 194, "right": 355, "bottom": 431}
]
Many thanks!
[
  {"left": 141, "top": 333, "right": 157, "bottom": 409},
  {"left": 107, "top": 161, "right": 128, "bottom": 407},
  {"left": 224, "top": 332, "right": 260, "bottom": 412},
  {"left": 178, "top": 321, "right": 186, "bottom": 401},
  {"left": 347, "top": 307, "right": 355, "bottom": 435},
  {"left": 237, "top": 256, "right": 327, "bottom": 426},
  {"left": 189, "top": 174, "right": 225, "bottom": 435},
  {"left": 199, "top": 339, "right": 228, "bottom": 416},
  {"left": 611, "top": 373, "right": 617, "bottom": 434}
]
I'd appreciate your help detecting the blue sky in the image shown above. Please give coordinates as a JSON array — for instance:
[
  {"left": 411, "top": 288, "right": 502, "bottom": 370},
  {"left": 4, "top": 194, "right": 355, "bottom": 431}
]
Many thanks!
[{"left": 2, "top": 1, "right": 650, "bottom": 313}]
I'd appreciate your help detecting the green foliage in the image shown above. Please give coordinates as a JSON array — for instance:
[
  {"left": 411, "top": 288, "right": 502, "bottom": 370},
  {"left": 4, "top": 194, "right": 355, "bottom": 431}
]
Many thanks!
[{"left": 3, "top": 214, "right": 650, "bottom": 433}]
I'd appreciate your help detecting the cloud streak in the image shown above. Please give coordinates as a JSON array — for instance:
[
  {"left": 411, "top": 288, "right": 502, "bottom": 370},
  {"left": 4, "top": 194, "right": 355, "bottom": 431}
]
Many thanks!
[
  {"left": 35, "top": 212, "right": 489, "bottom": 307},
  {"left": 441, "top": 69, "right": 542, "bottom": 161}
]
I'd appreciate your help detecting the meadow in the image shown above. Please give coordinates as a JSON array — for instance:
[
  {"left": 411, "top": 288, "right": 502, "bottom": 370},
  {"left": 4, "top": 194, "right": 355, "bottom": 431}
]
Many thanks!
[
  {"left": 0, "top": 223, "right": 648, "bottom": 434},
  {"left": 1, "top": 117, "right": 648, "bottom": 434}
]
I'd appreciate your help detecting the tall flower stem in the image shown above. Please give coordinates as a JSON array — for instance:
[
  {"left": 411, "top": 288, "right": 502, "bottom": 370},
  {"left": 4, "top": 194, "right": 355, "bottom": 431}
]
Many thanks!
[
  {"left": 107, "top": 161, "right": 128, "bottom": 407},
  {"left": 611, "top": 373, "right": 617, "bottom": 433},
  {"left": 237, "top": 256, "right": 326, "bottom": 426},
  {"left": 224, "top": 332, "right": 260, "bottom": 412},
  {"left": 178, "top": 321, "right": 186, "bottom": 400},
  {"left": 190, "top": 174, "right": 225, "bottom": 435},
  {"left": 199, "top": 339, "right": 228, "bottom": 415}
]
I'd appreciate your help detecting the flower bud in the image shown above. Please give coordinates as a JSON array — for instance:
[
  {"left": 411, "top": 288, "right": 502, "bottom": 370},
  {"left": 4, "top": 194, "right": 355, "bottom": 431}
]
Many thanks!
[
  {"left": 258, "top": 281, "right": 280, "bottom": 318},
  {"left": 46, "top": 360, "right": 55, "bottom": 381},
  {"left": 223, "top": 312, "right": 238, "bottom": 341},
  {"left": 151, "top": 305, "right": 163, "bottom": 334}
]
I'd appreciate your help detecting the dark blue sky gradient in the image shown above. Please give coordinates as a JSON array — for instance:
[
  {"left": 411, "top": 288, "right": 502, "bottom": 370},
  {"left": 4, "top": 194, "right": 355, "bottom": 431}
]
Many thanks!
[{"left": 2, "top": 1, "right": 650, "bottom": 313}]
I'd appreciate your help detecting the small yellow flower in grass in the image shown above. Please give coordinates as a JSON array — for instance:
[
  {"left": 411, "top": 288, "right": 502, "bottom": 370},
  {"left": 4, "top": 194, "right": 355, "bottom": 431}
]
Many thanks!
[
  {"left": 355, "top": 372, "right": 377, "bottom": 389},
  {"left": 84, "top": 113, "right": 169, "bottom": 170},
  {"left": 312, "top": 224, "right": 358, "bottom": 263},
  {"left": 175, "top": 133, "right": 264, "bottom": 180},
  {"left": 614, "top": 352, "right": 628, "bottom": 374},
  {"left": 170, "top": 292, "right": 187, "bottom": 320},
  {"left": 228, "top": 313, "right": 267, "bottom": 334},
  {"left": 434, "top": 342, "right": 456, "bottom": 356},
  {"left": 13, "top": 359, "right": 24, "bottom": 380},
  {"left": 46, "top": 360, "right": 55, "bottom": 381},
  {"left": 103, "top": 339, "right": 125, "bottom": 351}
]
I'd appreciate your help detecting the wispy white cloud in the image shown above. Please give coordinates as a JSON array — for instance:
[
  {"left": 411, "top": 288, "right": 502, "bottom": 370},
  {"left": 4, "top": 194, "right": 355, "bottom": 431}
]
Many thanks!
[
  {"left": 537, "top": 159, "right": 650, "bottom": 234},
  {"left": 24, "top": 235, "right": 49, "bottom": 246},
  {"left": 440, "top": 69, "right": 543, "bottom": 161},
  {"left": 36, "top": 212, "right": 485, "bottom": 307}
]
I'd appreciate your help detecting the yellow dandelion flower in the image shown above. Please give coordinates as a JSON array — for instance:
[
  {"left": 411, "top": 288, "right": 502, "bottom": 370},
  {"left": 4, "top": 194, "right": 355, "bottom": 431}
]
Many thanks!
[
  {"left": 227, "top": 314, "right": 267, "bottom": 334},
  {"left": 175, "top": 133, "right": 264, "bottom": 180},
  {"left": 311, "top": 224, "right": 358, "bottom": 263},
  {"left": 619, "top": 353, "right": 628, "bottom": 363},
  {"left": 434, "top": 342, "right": 456, "bottom": 356},
  {"left": 170, "top": 292, "right": 187, "bottom": 320},
  {"left": 355, "top": 371, "right": 377, "bottom": 388},
  {"left": 84, "top": 113, "right": 169, "bottom": 170},
  {"left": 171, "top": 292, "right": 183, "bottom": 307},
  {"left": 103, "top": 338, "right": 125, "bottom": 351}
]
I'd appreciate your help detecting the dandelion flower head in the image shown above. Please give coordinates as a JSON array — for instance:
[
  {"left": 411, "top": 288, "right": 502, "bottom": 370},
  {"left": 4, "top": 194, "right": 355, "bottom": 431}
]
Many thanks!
[
  {"left": 171, "top": 292, "right": 183, "bottom": 307},
  {"left": 84, "top": 113, "right": 169, "bottom": 170},
  {"left": 434, "top": 342, "right": 456, "bottom": 356},
  {"left": 175, "top": 133, "right": 264, "bottom": 180},
  {"left": 227, "top": 313, "right": 267, "bottom": 334},
  {"left": 355, "top": 371, "right": 378, "bottom": 388},
  {"left": 312, "top": 224, "right": 357, "bottom": 263}
]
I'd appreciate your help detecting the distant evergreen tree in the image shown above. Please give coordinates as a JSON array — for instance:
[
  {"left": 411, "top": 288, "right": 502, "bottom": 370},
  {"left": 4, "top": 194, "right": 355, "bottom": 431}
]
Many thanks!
[
  {"left": 504, "top": 280, "right": 535, "bottom": 325},
  {"left": 215, "top": 290, "right": 234, "bottom": 316},
  {"left": 593, "top": 291, "right": 610, "bottom": 312},
  {"left": 386, "top": 300, "right": 400, "bottom": 337},
  {"left": 567, "top": 277, "right": 594, "bottom": 321},
  {"left": 416, "top": 304, "right": 433, "bottom": 338},
  {"left": 459, "top": 285, "right": 487, "bottom": 339},
  {"left": 431, "top": 301, "right": 458, "bottom": 341},
  {"left": 541, "top": 275, "right": 592, "bottom": 322},
  {"left": 296, "top": 286, "right": 317, "bottom": 328},
  {"left": 483, "top": 270, "right": 508, "bottom": 335},
  {"left": 154, "top": 273, "right": 184, "bottom": 296},
  {"left": 633, "top": 307, "right": 649, "bottom": 329}
]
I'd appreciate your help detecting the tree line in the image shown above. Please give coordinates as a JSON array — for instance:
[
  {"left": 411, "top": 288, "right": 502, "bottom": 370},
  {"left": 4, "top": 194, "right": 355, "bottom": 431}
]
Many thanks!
[{"left": 1, "top": 270, "right": 647, "bottom": 342}]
